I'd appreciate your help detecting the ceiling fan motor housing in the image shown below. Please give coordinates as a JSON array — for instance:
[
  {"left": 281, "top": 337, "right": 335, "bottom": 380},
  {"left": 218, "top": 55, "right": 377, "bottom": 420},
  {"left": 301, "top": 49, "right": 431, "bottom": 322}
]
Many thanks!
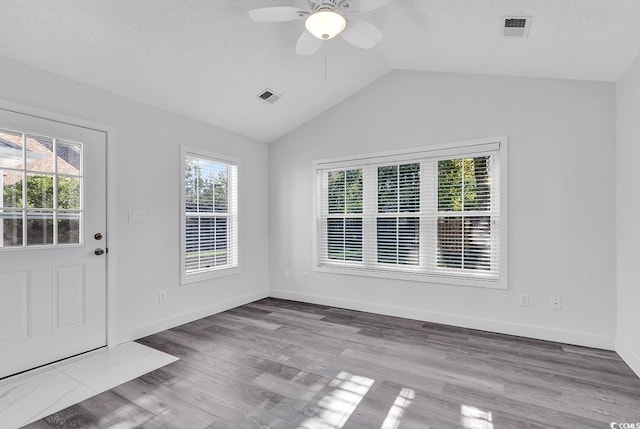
[{"left": 309, "top": 0, "right": 345, "bottom": 12}]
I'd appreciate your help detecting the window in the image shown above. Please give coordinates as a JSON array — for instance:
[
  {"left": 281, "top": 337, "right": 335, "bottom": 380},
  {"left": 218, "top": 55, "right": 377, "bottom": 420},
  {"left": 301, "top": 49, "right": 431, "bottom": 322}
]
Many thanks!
[
  {"left": 314, "top": 137, "right": 507, "bottom": 288},
  {"left": 181, "top": 146, "right": 238, "bottom": 284},
  {"left": 377, "top": 163, "right": 420, "bottom": 266},
  {"left": 326, "top": 169, "right": 362, "bottom": 262},
  {"left": 1, "top": 128, "right": 83, "bottom": 248},
  {"left": 437, "top": 157, "right": 493, "bottom": 271}
]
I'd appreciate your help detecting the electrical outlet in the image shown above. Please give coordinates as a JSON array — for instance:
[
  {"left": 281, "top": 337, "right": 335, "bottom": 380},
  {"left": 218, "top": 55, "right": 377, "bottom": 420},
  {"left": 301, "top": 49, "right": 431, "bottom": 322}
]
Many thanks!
[
  {"left": 284, "top": 270, "right": 290, "bottom": 281},
  {"left": 158, "top": 291, "right": 167, "bottom": 303},
  {"left": 302, "top": 272, "right": 308, "bottom": 281},
  {"left": 519, "top": 294, "right": 530, "bottom": 307},
  {"left": 551, "top": 297, "right": 562, "bottom": 310}
]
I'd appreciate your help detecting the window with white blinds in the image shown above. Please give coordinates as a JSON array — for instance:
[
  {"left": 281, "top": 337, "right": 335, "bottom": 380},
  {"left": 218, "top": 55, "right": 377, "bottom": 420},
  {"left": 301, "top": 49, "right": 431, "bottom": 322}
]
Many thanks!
[
  {"left": 181, "top": 147, "right": 239, "bottom": 284},
  {"left": 314, "top": 137, "right": 507, "bottom": 288}
]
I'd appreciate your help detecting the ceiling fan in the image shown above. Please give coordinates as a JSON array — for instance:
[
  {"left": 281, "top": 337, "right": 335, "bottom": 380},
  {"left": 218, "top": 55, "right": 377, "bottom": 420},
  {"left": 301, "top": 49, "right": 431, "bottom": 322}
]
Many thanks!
[{"left": 248, "top": 0, "right": 393, "bottom": 55}]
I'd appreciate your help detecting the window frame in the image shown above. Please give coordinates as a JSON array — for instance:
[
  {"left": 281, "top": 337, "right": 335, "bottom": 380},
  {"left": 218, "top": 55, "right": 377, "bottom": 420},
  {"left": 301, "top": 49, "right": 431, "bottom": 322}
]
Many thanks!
[
  {"left": 180, "top": 145, "right": 240, "bottom": 285},
  {"left": 312, "top": 136, "right": 508, "bottom": 289}
]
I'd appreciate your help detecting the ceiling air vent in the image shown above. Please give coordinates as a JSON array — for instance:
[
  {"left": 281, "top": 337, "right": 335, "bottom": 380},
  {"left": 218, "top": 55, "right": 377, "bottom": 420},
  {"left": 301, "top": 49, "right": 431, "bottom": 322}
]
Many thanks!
[
  {"left": 502, "top": 16, "right": 532, "bottom": 38},
  {"left": 257, "top": 89, "right": 281, "bottom": 104}
]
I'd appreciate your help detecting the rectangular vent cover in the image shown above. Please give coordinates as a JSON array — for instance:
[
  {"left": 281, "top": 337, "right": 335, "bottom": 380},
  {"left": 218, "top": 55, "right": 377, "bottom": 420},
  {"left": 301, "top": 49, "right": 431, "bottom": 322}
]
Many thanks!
[
  {"left": 503, "top": 16, "right": 532, "bottom": 38},
  {"left": 257, "top": 89, "right": 281, "bottom": 104},
  {"left": 505, "top": 18, "right": 526, "bottom": 28}
]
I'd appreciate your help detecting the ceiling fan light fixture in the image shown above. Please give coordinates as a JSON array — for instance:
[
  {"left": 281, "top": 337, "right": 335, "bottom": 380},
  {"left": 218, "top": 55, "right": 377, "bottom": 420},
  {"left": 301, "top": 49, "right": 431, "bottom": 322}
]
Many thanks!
[{"left": 305, "top": 9, "right": 346, "bottom": 40}]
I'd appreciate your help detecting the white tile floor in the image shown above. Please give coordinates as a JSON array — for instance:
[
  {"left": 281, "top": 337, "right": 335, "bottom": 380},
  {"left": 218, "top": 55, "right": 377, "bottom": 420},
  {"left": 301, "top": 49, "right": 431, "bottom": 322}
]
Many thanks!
[{"left": 0, "top": 342, "right": 178, "bottom": 429}]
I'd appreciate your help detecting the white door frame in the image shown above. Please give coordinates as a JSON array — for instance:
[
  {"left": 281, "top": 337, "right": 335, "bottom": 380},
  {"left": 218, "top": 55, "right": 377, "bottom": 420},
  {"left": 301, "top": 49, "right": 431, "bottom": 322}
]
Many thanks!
[{"left": 0, "top": 98, "right": 118, "bottom": 348}]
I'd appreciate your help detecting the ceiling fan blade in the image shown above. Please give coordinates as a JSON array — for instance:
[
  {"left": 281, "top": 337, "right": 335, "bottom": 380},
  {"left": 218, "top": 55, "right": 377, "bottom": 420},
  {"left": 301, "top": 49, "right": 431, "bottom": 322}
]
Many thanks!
[
  {"left": 248, "top": 7, "right": 308, "bottom": 22},
  {"left": 296, "top": 31, "right": 323, "bottom": 55},
  {"left": 340, "top": 17, "right": 383, "bottom": 49},
  {"left": 338, "top": 0, "right": 393, "bottom": 14}
]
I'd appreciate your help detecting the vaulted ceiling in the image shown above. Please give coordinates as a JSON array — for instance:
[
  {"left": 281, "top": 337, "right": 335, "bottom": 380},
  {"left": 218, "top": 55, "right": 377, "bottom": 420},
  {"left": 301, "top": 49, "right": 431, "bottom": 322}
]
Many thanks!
[{"left": 1, "top": 0, "right": 639, "bottom": 143}]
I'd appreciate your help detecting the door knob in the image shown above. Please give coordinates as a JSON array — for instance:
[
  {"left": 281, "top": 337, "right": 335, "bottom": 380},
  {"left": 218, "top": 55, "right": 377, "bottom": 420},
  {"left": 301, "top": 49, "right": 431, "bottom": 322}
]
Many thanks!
[{"left": 94, "top": 248, "right": 105, "bottom": 256}]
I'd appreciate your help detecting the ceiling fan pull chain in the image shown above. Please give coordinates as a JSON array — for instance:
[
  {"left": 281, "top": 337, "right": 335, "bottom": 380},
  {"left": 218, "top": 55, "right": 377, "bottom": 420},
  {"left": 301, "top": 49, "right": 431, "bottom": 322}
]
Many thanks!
[{"left": 324, "top": 41, "right": 328, "bottom": 84}]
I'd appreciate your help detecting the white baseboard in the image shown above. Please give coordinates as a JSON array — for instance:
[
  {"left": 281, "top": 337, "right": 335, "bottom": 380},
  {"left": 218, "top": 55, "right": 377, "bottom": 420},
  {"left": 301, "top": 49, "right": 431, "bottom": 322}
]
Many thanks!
[
  {"left": 269, "top": 289, "right": 614, "bottom": 350},
  {"left": 113, "top": 287, "right": 616, "bottom": 352},
  {"left": 116, "top": 290, "right": 269, "bottom": 344},
  {"left": 615, "top": 339, "right": 640, "bottom": 378}
]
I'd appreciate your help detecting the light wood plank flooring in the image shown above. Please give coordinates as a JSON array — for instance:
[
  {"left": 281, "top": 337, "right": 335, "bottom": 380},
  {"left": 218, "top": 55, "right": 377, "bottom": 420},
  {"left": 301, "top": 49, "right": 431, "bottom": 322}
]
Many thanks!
[{"left": 25, "top": 298, "right": 640, "bottom": 428}]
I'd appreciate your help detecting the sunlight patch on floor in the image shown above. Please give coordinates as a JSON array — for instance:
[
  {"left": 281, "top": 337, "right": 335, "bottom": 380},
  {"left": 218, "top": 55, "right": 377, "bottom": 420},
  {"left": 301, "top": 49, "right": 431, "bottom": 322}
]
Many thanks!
[
  {"left": 460, "top": 404, "right": 494, "bottom": 429},
  {"left": 297, "top": 371, "right": 374, "bottom": 429},
  {"left": 380, "top": 387, "right": 415, "bottom": 429}
]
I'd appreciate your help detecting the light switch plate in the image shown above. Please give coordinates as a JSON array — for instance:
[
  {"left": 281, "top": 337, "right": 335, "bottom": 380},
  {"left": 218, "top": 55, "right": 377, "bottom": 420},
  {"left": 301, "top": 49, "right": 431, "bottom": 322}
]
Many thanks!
[{"left": 128, "top": 210, "right": 148, "bottom": 223}]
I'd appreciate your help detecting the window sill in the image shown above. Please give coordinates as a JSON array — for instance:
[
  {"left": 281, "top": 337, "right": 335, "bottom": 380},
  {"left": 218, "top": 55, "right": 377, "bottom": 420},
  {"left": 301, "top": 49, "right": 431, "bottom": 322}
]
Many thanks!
[
  {"left": 181, "top": 266, "right": 240, "bottom": 285},
  {"left": 314, "top": 265, "right": 507, "bottom": 290}
]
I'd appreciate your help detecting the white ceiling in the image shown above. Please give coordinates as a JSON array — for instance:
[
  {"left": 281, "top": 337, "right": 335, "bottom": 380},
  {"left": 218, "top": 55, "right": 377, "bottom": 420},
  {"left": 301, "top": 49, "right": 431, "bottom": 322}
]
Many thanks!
[{"left": 1, "top": 0, "right": 639, "bottom": 143}]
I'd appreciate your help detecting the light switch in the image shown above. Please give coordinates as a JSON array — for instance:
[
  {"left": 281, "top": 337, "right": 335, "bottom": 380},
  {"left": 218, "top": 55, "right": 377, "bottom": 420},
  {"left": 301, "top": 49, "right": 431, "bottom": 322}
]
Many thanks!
[{"left": 128, "top": 210, "right": 148, "bottom": 223}]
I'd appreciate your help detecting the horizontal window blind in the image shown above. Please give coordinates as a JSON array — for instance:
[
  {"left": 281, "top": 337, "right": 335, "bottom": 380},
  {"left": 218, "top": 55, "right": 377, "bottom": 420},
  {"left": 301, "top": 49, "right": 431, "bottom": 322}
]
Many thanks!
[{"left": 316, "top": 142, "right": 502, "bottom": 283}]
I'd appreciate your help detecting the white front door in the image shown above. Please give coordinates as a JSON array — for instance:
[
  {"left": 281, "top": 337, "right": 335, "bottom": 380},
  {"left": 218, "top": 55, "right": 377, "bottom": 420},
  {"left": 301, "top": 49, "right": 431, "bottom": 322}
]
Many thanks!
[{"left": 0, "top": 109, "right": 107, "bottom": 379}]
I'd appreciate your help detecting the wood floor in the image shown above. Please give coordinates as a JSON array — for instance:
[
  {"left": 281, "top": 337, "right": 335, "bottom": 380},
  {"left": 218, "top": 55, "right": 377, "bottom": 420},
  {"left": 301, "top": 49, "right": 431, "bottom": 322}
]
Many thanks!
[{"left": 25, "top": 298, "right": 640, "bottom": 429}]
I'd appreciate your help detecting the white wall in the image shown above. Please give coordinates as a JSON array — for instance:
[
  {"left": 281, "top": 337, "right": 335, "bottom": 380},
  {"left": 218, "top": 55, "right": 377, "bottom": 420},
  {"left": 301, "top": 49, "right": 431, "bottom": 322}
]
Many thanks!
[
  {"left": 0, "top": 54, "right": 622, "bottom": 354},
  {"left": 269, "top": 70, "right": 617, "bottom": 349},
  {"left": 0, "top": 56, "right": 269, "bottom": 343},
  {"left": 616, "top": 55, "right": 640, "bottom": 376}
]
